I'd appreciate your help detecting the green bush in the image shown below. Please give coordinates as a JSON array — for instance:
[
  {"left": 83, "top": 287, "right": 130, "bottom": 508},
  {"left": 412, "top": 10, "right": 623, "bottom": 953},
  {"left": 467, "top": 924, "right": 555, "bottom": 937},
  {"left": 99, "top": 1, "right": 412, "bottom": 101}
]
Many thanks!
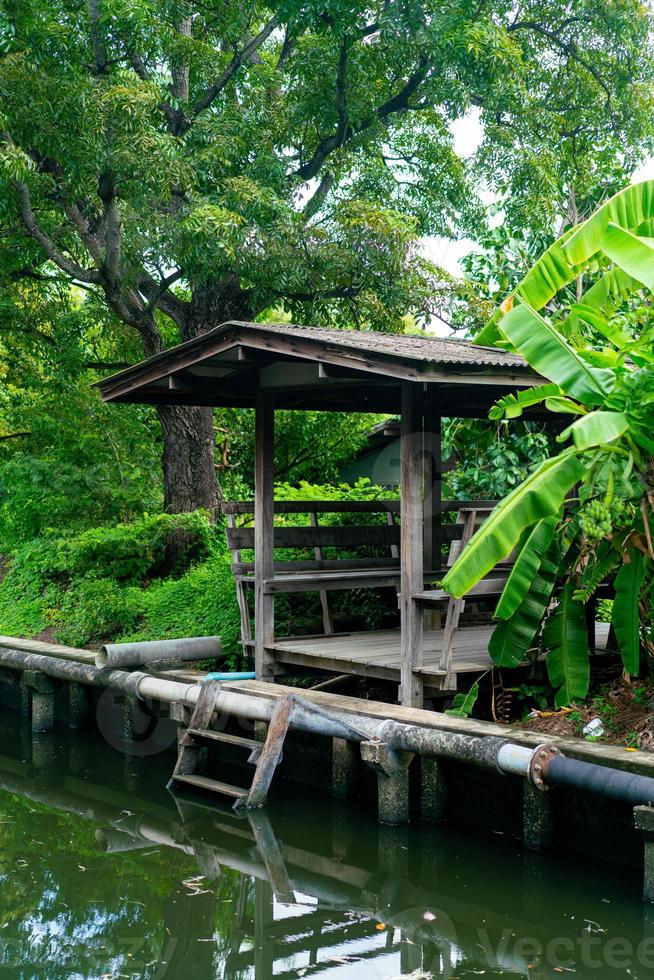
[{"left": 0, "top": 511, "right": 244, "bottom": 663}]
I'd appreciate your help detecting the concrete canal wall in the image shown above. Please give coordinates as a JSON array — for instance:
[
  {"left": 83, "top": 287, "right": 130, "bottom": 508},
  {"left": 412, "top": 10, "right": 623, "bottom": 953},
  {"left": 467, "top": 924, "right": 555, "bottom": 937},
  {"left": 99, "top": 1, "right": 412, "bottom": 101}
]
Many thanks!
[{"left": 0, "top": 634, "right": 653, "bottom": 900}]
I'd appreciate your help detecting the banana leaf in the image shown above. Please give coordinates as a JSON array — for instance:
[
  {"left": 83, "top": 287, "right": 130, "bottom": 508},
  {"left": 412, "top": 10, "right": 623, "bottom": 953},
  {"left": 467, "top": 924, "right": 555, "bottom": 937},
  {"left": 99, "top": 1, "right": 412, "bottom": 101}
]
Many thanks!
[
  {"left": 573, "top": 541, "right": 619, "bottom": 603},
  {"left": 498, "top": 302, "right": 615, "bottom": 406},
  {"left": 445, "top": 682, "right": 480, "bottom": 718},
  {"left": 495, "top": 516, "right": 558, "bottom": 620},
  {"left": 544, "top": 396, "right": 586, "bottom": 415},
  {"left": 559, "top": 410, "right": 629, "bottom": 451},
  {"left": 474, "top": 227, "right": 580, "bottom": 346},
  {"left": 442, "top": 450, "right": 584, "bottom": 598},
  {"left": 488, "top": 383, "right": 559, "bottom": 420},
  {"left": 600, "top": 223, "right": 654, "bottom": 294},
  {"left": 543, "top": 581, "right": 590, "bottom": 708},
  {"left": 477, "top": 181, "right": 654, "bottom": 349},
  {"left": 566, "top": 303, "right": 634, "bottom": 351},
  {"left": 488, "top": 536, "right": 561, "bottom": 667},
  {"left": 579, "top": 267, "right": 639, "bottom": 312},
  {"left": 564, "top": 179, "right": 654, "bottom": 265},
  {"left": 612, "top": 549, "right": 646, "bottom": 675}
]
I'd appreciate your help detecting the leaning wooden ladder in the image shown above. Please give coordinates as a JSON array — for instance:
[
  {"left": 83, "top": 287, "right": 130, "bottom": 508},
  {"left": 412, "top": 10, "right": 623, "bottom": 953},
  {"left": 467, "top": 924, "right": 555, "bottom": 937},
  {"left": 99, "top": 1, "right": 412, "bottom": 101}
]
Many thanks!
[{"left": 168, "top": 680, "right": 293, "bottom": 810}]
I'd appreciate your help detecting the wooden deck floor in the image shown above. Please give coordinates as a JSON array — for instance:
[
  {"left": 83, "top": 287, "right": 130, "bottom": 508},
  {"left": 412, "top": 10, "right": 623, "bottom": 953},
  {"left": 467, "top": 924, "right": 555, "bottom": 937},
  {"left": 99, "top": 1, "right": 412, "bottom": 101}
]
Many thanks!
[
  {"left": 273, "top": 623, "right": 611, "bottom": 686},
  {"left": 273, "top": 627, "right": 492, "bottom": 684}
]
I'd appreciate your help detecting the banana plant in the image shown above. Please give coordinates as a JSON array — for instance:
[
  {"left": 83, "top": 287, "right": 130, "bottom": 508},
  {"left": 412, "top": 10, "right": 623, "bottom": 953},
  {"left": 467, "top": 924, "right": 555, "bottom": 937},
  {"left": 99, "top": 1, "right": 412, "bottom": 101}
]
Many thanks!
[{"left": 444, "top": 180, "right": 654, "bottom": 706}]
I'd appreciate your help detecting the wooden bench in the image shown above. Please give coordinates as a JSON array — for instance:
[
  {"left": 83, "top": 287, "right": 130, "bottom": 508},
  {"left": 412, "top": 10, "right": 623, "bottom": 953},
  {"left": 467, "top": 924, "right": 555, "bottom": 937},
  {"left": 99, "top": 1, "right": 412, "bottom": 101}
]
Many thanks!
[
  {"left": 222, "top": 499, "right": 402, "bottom": 650},
  {"left": 222, "top": 500, "right": 502, "bottom": 658}
]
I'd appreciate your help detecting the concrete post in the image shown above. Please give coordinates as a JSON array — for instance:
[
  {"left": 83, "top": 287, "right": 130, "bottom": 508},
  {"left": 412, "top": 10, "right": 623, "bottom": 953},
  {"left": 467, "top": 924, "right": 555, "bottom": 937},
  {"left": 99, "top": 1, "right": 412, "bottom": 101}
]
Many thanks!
[
  {"left": 24, "top": 671, "right": 55, "bottom": 734},
  {"left": 68, "top": 682, "right": 92, "bottom": 730},
  {"left": 523, "top": 781, "right": 553, "bottom": 850},
  {"left": 121, "top": 693, "right": 138, "bottom": 742},
  {"left": 360, "top": 740, "right": 414, "bottom": 825},
  {"left": 19, "top": 680, "right": 31, "bottom": 719},
  {"left": 31, "top": 735, "right": 55, "bottom": 769},
  {"left": 634, "top": 805, "right": 654, "bottom": 903},
  {"left": 332, "top": 736, "right": 359, "bottom": 800},
  {"left": 420, "top": 756, "right": 448, "bottom": 822}
]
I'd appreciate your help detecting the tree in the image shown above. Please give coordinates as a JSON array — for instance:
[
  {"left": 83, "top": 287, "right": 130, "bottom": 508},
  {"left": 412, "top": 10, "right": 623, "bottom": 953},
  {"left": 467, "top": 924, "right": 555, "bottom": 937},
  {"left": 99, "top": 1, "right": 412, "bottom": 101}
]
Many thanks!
[
  {"left": 443, "top": 180, "right": 654, "bottom": 706},
  {"left": 0, "top": 1, "right": 652, "bottom": 511}
]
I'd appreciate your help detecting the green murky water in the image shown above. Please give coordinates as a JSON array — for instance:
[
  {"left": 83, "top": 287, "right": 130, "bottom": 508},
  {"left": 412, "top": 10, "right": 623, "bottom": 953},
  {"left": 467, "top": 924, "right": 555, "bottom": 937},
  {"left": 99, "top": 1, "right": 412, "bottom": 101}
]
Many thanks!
[{"left": 0, "top": 716, "right": 652, "bottom": 979}]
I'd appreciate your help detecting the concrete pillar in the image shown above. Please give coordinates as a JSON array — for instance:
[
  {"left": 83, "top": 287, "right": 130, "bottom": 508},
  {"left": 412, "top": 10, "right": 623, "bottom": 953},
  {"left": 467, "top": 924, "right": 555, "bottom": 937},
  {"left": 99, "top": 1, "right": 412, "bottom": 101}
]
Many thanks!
[
  {"left": 634, "top": 806, "right": 654, "bottom": 903},
  {"left": 400, "top": 934, "right": 423, "bottom": 975},
  {"left": 360, "top": 740, "right": 414, "bottom": 825},
  {"left": 331, "top": 801, "right": 359, "bottom": 861},
  {"left": 68, "top": 682, "right": 92, "bottom": 730},
  {"left": 332, "top": 737, "right": 358, "bottom": 800},
  {"left": 523, "top": 781, "right": 553, "bottom": 851},
  {"left": 23, "top": 671, "right": 56, "bottom": 734},
  {"left": 31, "top": 735, "right": 55, "bottom": 769},
  {"left": 121, "top": 693, "right": 139, "bottom": 742},
  {"left": 420, "top": 756, "right": 448, "bottom": 822},
  {"left": 19, "top": 680, "right": 31, "bottom": 719},
  {"left": 31, "top": 691, "right": 55, "bottom": 734},
  {"left": 377, "top": 824, "right": 411, "bottom": 880}
]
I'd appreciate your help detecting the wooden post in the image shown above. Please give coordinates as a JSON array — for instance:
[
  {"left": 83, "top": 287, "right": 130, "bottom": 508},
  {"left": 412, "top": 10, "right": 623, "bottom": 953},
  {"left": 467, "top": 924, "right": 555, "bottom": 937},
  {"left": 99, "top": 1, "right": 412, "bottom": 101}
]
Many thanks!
[
  {"left": 422, "top": 386, "right": 442, "bottom": 574},
  {"left": 254, "top": 391, "right": 276, "bottom": 682},
  {"left": 400, "top": 382, "right": 424, "bottom": 708}
]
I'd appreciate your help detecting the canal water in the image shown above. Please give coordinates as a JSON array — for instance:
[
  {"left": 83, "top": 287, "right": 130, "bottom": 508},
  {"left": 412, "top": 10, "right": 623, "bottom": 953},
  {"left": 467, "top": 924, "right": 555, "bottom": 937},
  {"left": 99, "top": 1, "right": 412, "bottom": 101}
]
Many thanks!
[{"left": 0, "top": 715, "right": 652, "bottom": 979}]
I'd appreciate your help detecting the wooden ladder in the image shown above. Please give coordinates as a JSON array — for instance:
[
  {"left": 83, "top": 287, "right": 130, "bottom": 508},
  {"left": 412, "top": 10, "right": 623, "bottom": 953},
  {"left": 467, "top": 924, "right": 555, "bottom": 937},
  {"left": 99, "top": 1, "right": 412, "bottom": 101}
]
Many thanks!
[{"left": 168, "top": 679, "right": 294, "bottom": 810}]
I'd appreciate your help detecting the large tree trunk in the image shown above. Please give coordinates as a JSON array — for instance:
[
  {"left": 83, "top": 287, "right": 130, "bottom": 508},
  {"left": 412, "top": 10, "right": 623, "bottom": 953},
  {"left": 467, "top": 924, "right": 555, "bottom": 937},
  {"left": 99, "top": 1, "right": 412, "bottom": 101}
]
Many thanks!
[
  {"left": 157, "top": 404, "right": 219, "bottom": 514},
  {"left": 151, "top": 275, "right": 253, "bottom": 518}
]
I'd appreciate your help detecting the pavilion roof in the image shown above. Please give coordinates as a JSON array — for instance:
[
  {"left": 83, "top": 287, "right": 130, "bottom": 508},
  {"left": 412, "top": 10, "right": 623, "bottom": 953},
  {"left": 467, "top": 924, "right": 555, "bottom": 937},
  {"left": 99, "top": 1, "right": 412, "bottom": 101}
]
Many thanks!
[{"left": 97, "top": 320, "right": 541, "bottom": 416}]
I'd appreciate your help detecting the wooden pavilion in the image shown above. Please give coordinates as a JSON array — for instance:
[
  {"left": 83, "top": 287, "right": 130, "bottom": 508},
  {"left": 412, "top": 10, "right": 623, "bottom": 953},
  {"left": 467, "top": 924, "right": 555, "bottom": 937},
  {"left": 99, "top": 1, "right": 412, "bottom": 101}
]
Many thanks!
[{"left": 98, "top": 322, "right": 543, "bottom": 708}]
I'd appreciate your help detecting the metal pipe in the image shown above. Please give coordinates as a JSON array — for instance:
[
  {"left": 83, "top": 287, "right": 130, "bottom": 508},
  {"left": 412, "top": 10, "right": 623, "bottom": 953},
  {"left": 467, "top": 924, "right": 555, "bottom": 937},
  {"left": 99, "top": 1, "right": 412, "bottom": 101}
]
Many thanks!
[
  {"left": 97, "top": 636, "right": 221, "bottom": 669},
  {"left": 2, "top": 645, "right": 654, "bottom": 806},
  {"left": 547, "top": 754, "right": 654, "bottom": 805},
  {"left": 205, "top": 671, "right": 256, "bottom": 682}
]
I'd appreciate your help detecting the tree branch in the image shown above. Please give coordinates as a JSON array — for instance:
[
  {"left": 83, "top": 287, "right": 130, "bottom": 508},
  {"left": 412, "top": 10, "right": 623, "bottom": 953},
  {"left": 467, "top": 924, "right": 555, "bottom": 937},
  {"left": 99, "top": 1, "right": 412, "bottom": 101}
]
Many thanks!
[
  {"left": 171, "top": 15, "right": 193, "bottom": 103},
  {"left": 138, "top": 272, "right": 188, "bottom": 328},
  {"left": 0, "top": 431, "right": 31, "bottom": 442},
  {"left": 13, "top": 179, "right": 101, "bottom": 285},
  {"left": 189, "top": 14, "right": 280, "bottom": 124},
  {"left": 293, "top": 56, "right": 430, "bottom": 182},
  {"left": 507, "top": 20, "right": 612, "bottom": 105},
  {"left": 272, "top": 283, "right": 362, "bottom": 301},
  {"left": 303, "top": 173, "right": 336, "bottom": 218},
  {"left": 97, "top": 169, "right": 121, "bottom": 284},
  {"left": 87, "top": 0, "right": 109, "bottom": 74}
]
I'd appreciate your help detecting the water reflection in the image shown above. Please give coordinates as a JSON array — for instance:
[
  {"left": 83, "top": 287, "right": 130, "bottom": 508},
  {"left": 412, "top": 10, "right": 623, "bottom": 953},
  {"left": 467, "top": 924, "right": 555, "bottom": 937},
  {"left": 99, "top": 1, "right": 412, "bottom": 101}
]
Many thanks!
[{"left": 0, "top": 717, "right": 652, "bottom": 978}]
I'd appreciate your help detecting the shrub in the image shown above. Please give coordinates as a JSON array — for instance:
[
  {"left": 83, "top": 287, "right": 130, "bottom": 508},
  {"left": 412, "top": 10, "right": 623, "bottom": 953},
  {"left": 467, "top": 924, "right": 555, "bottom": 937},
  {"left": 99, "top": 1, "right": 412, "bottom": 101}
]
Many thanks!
[{"left": 0, "top": 511, "right": 244, "bottom": 663}]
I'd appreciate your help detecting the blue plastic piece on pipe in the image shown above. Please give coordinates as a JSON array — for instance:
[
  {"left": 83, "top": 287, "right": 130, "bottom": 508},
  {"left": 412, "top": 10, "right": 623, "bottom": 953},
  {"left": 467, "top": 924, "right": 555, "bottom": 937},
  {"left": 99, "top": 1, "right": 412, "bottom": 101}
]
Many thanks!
[{"left": 204, "top": 671, "right": 256, "bottom": 682}]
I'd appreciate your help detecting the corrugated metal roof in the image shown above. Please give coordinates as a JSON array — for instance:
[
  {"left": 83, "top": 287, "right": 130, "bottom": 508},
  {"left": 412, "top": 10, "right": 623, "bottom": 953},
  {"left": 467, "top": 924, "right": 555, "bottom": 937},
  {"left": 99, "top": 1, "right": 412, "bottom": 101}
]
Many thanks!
[{"left": 224, "top": 322, "right": 526, "bottom": 368}]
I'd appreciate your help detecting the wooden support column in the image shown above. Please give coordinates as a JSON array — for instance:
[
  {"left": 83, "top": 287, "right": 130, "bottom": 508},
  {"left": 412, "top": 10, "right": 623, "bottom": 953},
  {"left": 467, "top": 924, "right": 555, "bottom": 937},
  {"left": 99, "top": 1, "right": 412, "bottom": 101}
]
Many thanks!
[
  {"left": 254, "top": 391, "right": 276, "bottom": 682},
  {"left": 422, "top": 386, "right": 442, "bottom": 575},
  {"left": 400, "top": 382, "right": 424, "bottom": 708}
]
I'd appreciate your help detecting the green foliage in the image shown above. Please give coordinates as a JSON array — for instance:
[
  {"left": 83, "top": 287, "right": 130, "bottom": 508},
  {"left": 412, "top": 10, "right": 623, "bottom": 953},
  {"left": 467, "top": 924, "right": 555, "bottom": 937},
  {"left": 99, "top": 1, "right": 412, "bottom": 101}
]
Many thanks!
[
  {"left": 494, "top": 516, "right": 558, "bottom": 621},
  {"left": 445, "top": 681, "right": 481, "bottom": 719},
  {"left": 217, "top": 409, "right": 375, "bottom": 491},
  {"left": 0, "top": 511, "right": 243, "bottom": 658},
  {"left": 443, "top": 451, "right": 584, "bottom": 597},
  {"left": 443, "top": 419, "right": 552, "bottom": 499},
  {"left": 1, "top": 0, "right": 652, "bottom": 350},
  {"left": 543, "top": 582, "right": 590, "bottom": 708},
  {"left": 612, "top": 549, "right": 646, "bottom": 675},
  {"left": 488, "top": 536, "right": 561, "bottom": 668},
  {"left": 445, "top": 179, "right": 654, "bottom": 703}
]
